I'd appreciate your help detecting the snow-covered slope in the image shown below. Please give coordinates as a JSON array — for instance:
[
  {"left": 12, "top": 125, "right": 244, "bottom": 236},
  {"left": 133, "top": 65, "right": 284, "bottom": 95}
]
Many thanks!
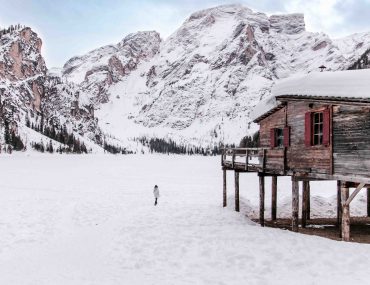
[
  {"left": 62, "top": 31, "right": 161, "bottom": 105},
  {"left": 62, "top": 4, "right": 370, "bottom": 147}
]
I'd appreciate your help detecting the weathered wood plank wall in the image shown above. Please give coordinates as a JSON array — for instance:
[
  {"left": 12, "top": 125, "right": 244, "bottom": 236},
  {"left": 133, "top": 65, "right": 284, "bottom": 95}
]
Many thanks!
[
  {"left": 333, "top": 105, "right": 370, "bottom": 177},
  {"left": 259, "top": 101, "right": 331, "bottom": 174}
]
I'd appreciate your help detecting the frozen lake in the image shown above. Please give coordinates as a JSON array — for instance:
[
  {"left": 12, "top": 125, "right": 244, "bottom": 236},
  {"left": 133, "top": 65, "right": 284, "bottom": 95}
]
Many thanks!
[{"left": 0, "top": 154, "right": 370, "bottom": 284}]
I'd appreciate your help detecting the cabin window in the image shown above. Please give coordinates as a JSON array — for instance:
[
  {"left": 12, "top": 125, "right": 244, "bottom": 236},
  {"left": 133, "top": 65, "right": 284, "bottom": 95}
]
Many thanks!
[
  {"left": 270, "top": 127, "right": 290, "bottom": 148},
  {"left": 305, "top": 108, "right": 330, "bottom": 147},
  {"left": 275, "top": 128, "right": 284, "bottom": 147},
  {"left": 313, "top": 112, "right": 323, "bottom": 145}
]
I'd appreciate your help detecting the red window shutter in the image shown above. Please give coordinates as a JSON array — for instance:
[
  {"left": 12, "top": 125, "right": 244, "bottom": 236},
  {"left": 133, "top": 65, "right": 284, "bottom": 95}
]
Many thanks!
[
  {"left": 304, "top": 112, "right": 312, "bottom": 147},
  {"left": 270, "top": 128, "right": 276, "bottom": 148},
  {"left": 283, "top": 126, "right": 290, "bottom": 147},
  {"left": 323, "top": 108, "right": 330, "bottom": 146}
]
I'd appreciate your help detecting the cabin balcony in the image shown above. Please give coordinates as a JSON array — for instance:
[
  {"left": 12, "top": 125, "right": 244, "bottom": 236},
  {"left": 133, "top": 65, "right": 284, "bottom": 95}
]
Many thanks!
[{"left": 221, "top": 147, "right": 284, "bottom": 175}]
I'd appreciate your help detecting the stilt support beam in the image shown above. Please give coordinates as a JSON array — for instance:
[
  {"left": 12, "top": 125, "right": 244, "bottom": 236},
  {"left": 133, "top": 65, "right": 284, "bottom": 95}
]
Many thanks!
[
  {"left": 367, "top": 187, "right": 370, "bottom": 217},
  {"left": 259, "top": 174, "right": 265, "bottom": 227},
  {"left": 271, "top": 176, "right": 277, "bottom": 221},
  {"left": 341, "top": 182, "right": 364, "bottom": 241},
  {"left": 307, "top": 181, "right": 311, "bottom": 220},
  {"left": 341, "top": 184, "right": 350, "bottom": 241},
  {"left": 292, "top": 177, "right": 299, "bottom": 232},
  {"left": 302, "top": 181, "right": 309, "bottom": 228},
  {"left": 234, "top": 171, "right": 239, "bottom": 212},
  {"left": 337, "top": 181, "right": 342, "bottom": 228},
  {"left": 223, "top": 168, "right": 227, "bottom": 207}
]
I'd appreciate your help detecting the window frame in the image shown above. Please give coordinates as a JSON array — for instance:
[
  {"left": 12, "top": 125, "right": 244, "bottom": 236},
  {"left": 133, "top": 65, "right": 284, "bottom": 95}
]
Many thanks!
[
  {"left": 304, "top": 107, "right": 331, "bottom": 148},
  {"left": 312, "top": 112, "right": 324, "bottom": 146},
  {"left": 275, "top": 128, "right": 284, "bottom": 147}
]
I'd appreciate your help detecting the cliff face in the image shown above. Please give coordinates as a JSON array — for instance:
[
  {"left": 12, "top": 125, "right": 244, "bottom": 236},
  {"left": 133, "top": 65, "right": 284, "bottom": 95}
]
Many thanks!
[
  {"left": 0, "top": 27, "right": 46, "bottom": 81},
  {"left": 0, "top": 26, "right": 102, "bottom": 150},
  {"left": 62, "top": 31, "right": 161, "bottom": 104}
]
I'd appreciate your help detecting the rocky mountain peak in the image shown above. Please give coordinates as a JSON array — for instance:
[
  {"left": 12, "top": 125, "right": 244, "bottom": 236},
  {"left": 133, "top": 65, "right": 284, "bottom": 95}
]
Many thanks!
[
  {"left": 269, "top": 13, "right": 305, "bottom": 34},
  {"left": 63, "top": 31, "right": 161, "bottom": 85},
  {"left": 0, "top": 26, "right": 46, "bottom": 81},
  {"left": 118, "top": 31, "right": 161, "bottom": 53},
  {"left": 183, "top": 5, "right": 306, "bottom": 38}
]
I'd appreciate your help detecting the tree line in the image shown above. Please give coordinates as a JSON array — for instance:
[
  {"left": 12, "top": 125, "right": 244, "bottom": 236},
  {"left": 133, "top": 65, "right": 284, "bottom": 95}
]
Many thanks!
[
  {"left": 138, "top": 137, "right": 224, "bottom": 155},
  {"left": 239, "top": 131, "right": 259, "bottom": 148},
  {"left": 348, "top": 48, "right": 370, "bottom": 70},
  {"left": 103, "top": 141, "right": 132, "bottom": 154},
  {"left": 27, "top": 118, "right": 89, "bottom": 154},
  {"left": 3, "top": 121, "right": 25, "bottom": 153},
  {"left": 0, "top": 24, "right": 25, "bottom": 37}
]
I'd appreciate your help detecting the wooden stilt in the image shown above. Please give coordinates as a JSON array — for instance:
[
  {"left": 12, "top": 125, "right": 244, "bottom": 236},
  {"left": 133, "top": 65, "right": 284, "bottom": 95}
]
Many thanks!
[
  {"left": 307, "top": 181, "right": 311, "bottom": 220},
  {"left": 341, "top": 183, "right": 350, "bottom": 241},
  {"left": 271, "top": 176, "right": 277, "bottom": 221},
  {"left": 292, "top": 178, "right": 299, "bottom": 232},
  {"left": 234, "top": 171, "right": 239, "bottom": 212},
  {"left": 223, "top": 168, "right": 227, "bottom": 207},
  {"left": 367, "top": 187, "right": 370, "bottom": 217},
  {"left": 337, "top": 181, "right": 342, "bottom": 228},
  {"left": 302, "top": 181, "right": 309, "bottom": 228},
  {"left": 259, "top": 174, "right": 265, "bottom": 227}
]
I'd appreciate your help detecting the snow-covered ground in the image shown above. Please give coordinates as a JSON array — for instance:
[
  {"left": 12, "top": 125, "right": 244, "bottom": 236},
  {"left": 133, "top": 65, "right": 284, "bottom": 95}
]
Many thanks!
[{"left": 1, "top": 154, "right": 370, "bottom": 284}]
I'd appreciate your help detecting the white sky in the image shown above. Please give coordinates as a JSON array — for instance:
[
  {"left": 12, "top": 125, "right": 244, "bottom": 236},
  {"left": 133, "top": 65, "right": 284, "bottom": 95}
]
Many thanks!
[{"left": 0, "top": 0, "right": 369, "bottom": 67}]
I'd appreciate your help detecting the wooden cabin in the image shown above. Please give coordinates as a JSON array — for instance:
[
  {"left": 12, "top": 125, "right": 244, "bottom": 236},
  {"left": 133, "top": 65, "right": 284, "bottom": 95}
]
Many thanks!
[{"left": 221, "top": 69, "right": 370, "bottom": 241}]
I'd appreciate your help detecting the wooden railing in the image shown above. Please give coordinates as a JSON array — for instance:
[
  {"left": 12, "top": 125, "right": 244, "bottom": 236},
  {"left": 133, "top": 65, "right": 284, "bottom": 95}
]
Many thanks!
[{"left": 221, "top": 147, "right": 269, "bottom": 171}]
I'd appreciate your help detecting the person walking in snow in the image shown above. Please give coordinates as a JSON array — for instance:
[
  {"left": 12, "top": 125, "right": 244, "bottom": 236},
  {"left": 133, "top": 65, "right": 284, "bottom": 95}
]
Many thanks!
[{"left": 153, "top": 185, "right": 160, "bottom": 206}]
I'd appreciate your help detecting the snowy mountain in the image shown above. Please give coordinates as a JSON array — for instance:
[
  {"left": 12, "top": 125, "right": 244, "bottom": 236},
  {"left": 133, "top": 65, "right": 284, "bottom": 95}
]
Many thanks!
[
  {"left": 0, "top": 26, "right": 103, "bottom": 153},
  {"left": 1, "top": 4, "right": 370, "bottom": 153},
  {"left": 61, "top": 4, "right": 370, "bottom": 148}
]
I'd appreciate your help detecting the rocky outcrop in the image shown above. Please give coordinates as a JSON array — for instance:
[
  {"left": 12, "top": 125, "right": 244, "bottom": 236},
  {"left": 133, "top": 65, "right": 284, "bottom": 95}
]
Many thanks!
[
  {"left": 269, "top": 14, "right": 305, "bottom": 34},
  {"left": 62, "top": 31, "right": 161, "bottom": 105},
  {"left": 0, "top": 27, "right": 46, "bottom": 81},
  {"left": 0, "top": 26, "right": 102, "bottom": 149}
]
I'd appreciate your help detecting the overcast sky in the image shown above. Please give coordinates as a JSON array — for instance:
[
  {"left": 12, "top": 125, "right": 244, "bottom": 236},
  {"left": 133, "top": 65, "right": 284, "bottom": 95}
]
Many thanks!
[{"left": 0, "top": 0, "right": 369, "bottom": 67}]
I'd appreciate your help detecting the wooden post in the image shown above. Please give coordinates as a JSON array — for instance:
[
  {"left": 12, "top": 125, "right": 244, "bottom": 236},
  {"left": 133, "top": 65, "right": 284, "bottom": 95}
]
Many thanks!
[
  {"left": 234, "top": 171, "right": 239, "bottom": 212},
  {"left": 340, "top": 182, "right": 364, "bottom": 241},
  {"left": 292, "top": 178, "right": 299, "bottom": 232},
  {"left": 337, "top": 181, "right": 342, "bottom": 228},
  {"left": 245, "top": 149, "right": 249, "bottom": 171},
  {"left": 341, "top": 183, "right": 350, "bottom": 241},
  {"left": 367, "top": 187, "right": 370, "bottom": 217},
  {"left": 223, "top": 168, "right": 227, "bottom": 207},
  {"left": 259, "top": 174, "right": 265, "bottom": 227},
  {"left": 302, "top": 181, "right": 309, "bottom": 228},
  {"left": 307, "top": 181, "right": 311, "bottom": 220},
  {"left": 271, "top": 176, "right": 277, "bottom": 221}
]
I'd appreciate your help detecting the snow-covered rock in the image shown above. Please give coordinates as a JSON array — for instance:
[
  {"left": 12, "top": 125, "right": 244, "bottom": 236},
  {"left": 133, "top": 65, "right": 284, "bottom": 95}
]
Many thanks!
[
  {"left": 62, "top": 31, "right": 161, "bottom": 105},
  {"left": 0, "top": 26, "right": 102, "bottom": 151}
]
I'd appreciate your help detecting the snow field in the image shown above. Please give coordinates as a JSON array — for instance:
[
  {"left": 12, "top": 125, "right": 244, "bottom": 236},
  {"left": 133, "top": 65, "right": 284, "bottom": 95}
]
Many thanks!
[{"left": 0, "top": 155, "right": 370, "bottom": 284}]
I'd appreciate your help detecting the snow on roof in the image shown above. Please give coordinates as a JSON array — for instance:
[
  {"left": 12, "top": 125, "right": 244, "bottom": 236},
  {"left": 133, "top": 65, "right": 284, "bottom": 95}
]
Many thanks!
[
  {"left": 251, "top": 69, "right": 370, "bottom": 122},
  {"left": 273, "top": 69, "right": 370, "bottom": 99},
  {"left": 250, "top": 95, "right": 280, "bottom": 122}
]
